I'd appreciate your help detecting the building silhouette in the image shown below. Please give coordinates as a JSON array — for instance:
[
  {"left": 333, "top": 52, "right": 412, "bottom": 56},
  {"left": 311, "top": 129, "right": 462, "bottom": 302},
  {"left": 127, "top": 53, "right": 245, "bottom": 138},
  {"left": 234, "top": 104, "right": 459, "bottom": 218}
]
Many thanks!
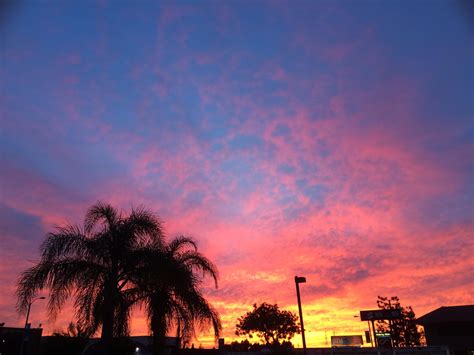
[{"left": 417, "top": 305, "right": 474, "bottom": 355}]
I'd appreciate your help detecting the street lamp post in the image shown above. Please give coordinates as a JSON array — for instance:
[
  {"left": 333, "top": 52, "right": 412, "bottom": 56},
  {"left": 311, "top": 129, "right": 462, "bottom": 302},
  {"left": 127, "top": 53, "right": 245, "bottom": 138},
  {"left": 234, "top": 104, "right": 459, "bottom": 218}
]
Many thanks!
[
  {"left": 24, "top": 296, "right": 45, "bottom": 328},
  {"left": 295, "top": 276, "right": 307, "bottom": 355},
  {"left": 20, "top": 296, "right": 45, "bottom": 355}
]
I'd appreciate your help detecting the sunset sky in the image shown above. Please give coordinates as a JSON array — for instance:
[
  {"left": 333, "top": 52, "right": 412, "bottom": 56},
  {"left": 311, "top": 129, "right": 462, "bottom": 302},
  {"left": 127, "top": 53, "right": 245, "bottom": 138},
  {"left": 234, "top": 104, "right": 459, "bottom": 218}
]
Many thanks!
[{"left": 0, "top": 0, "right": 473, "bottom": 348}]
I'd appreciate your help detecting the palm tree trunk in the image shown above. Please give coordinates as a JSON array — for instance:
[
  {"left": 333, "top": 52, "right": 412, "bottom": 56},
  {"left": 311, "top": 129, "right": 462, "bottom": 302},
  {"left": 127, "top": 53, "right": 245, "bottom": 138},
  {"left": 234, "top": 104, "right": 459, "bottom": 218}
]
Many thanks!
[
  {"left": 100, "top": 276, "right": 117, "bottom": 354},
  {"left": 100, "top": 302, "right": 114, "bottom": 354},
  {"left": 151, "top": 317, "right": 167, "bottom": 355}
]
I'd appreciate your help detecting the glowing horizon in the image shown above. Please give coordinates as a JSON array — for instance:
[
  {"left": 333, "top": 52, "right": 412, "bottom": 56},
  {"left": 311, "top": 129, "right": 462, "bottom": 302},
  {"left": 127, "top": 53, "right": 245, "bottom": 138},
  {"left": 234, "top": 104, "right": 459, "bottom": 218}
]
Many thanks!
[{"left": 0, "top": 0, "right": 473, "bottom": 348}]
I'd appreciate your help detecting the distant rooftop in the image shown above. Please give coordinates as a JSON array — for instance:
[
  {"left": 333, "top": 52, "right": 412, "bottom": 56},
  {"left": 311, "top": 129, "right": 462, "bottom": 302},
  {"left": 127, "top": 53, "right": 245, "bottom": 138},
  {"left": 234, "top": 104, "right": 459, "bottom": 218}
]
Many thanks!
[{"left": 417, "top": 305, "right": 474, "bottom": 324}]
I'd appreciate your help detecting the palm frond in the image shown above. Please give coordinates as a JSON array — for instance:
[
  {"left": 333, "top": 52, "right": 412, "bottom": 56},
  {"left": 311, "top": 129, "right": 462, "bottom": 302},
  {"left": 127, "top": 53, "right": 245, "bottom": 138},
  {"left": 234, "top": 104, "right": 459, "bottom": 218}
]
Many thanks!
[
  {"left": 16, "top": 261, "right": 51, "bottom": 314},
  {"left": 177, "top": 251, "right": 219, "bottom": 288},
  {"left": 126, "top": 206, "right": 165, "bottom": 245},
  {"left": 40, "top": 225, "right": 90, "bottom": 261},
  {"left": 84, "top": 201, "right": 118, "bottom": 233},
  {"left": 169, "top": 236, "right": 197, "bottom": 254}
]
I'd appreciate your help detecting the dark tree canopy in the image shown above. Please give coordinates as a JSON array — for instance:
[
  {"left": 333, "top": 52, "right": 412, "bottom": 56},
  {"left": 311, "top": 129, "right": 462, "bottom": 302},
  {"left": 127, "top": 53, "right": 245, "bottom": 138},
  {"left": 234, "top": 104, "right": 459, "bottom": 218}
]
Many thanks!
[
  {"left": 376, "top": 296, "right": 423, "bottom": 347},
  {"left": 16, "top": 201, "right": 164, "bottom": 342},
  {"left": 235, "top": 303, "right": 300, "bottom": 346},
  {"left": 131, "top": 236, "right": 221, "bottom": 355},
  {"left": 16, "top": 201, "right": 220, "bottom": 355}
]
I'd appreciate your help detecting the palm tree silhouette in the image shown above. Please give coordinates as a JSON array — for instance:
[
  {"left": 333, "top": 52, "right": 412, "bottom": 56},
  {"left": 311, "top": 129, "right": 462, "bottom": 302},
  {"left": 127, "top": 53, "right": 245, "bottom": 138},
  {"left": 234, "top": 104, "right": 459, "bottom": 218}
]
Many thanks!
[
  {"left": 16, "top": 202, "right": 165, "bottom": 353},
  {"left": 132, "top": 236, "right": 221, "bottom": 355}
]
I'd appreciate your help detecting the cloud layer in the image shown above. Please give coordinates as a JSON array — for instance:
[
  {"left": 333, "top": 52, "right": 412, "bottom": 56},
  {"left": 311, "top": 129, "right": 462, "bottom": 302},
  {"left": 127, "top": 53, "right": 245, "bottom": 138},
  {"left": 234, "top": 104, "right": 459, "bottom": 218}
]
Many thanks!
[{"left": 1, "top": 0, "right": 473, "bottom": 347}]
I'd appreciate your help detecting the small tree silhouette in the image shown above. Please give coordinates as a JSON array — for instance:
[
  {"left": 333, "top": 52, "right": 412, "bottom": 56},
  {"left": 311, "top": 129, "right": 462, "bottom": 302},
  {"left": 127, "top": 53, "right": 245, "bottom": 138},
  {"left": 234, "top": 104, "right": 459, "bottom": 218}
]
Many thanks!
[
  {"left": 235, "top": 303, "right": 300, "bottom": 347},
  {"left": 376, "top": 296, "right": 422, "bottom": 347},
  {"left": 52, "top": 322, "right": 91, "bottom": 338}
]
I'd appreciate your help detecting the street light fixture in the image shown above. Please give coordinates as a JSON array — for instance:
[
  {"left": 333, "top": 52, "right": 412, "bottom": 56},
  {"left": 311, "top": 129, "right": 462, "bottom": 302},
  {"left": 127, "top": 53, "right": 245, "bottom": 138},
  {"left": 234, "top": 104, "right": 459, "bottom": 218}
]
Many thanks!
[
  {"left": 295, "top": 276, "right": 307, "bottom": 355},
  {"left": 24, "top": 296, "right": 46, "bottom": 328}
]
